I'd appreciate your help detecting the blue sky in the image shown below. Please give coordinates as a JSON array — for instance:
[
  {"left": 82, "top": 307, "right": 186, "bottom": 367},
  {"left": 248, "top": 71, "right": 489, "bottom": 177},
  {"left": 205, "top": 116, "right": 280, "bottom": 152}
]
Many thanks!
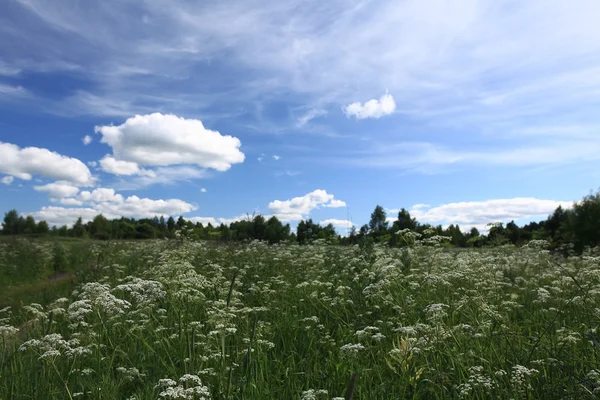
[{"left": 1, "top": 0, "right": 598, "bottom": 232}]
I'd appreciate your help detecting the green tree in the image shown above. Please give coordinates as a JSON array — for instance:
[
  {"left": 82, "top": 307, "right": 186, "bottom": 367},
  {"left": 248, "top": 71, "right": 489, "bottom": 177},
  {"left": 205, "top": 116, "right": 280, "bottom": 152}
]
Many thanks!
[
  {"left": 73, "top": 217, "right": 87, "bottom": 237},
  {"left": 487, "top": 222, "right": 508, "bottom": 246},
  {"left": 445, "top": 224, "right": 467, "bottom": 247},
  {"left": 505, "top": 221, "right": 522, "bottom": 245},
  {"left": 265, "top": 216, "right": 289, "bottom": 244},
  {"left": 2, "top": 209, "right": 20, "bottom": 235},
  {"left": 176, "top": 216, "right": 186, "bottom": 230},
  {"left": 90, "top": 214, "right": 111, "bottom": 240},
  {"left": 368, "top": 205, "right": 388, "bottom": 237},
  {"left": 36, "top": 220, "right": 49, "bottom": 234},
  {"left": 568, "top": 191, "right": 600, "bottom": 252},
  {"left": 392, "top": 208, "right": 418, "bottom": 231},
  {"left": 167, "top": 216, "right": 175, "bottom": 233},
  {"left": 24, "top": 215, "right": 37, "bottom": 234}
]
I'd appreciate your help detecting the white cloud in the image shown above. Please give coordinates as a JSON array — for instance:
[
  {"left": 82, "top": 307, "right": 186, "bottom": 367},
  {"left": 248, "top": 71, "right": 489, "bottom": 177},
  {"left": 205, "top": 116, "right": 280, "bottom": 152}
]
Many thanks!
[
  {"left": 94, "top": 195, "right": 196, "bottom": 219},
  {"left": 59, "top": 198, "right": 84, "bottom": 206},
  {"left": 0, "top": 142, "right": 93, "bottom": 185},
  {"left": 95, "top": 113, "right": 244, "bottom": 171},
  {"left": 297, "top": 108, "right": 328, "bottom": 127},
  {"left": 99, "top": 155, "right": 156, "bottom": 177},
  {"left": 200, "top": 188, "right": 207, "bottom": 193},
  {"left": 1, "top": 176, "right": 14, "bottom": 185},
  {"left": 34, "top": 182, "right": 80, "bottom": 198},
  {"left": 82, "top": 135, "right": 93, "bottom": 145},
  {"left": 320, "top": 219, "right": 353, "bottom": 229},
  {"left": 87, "top": 161, "right": 98, "bottom": 167},
  {"left": 273, "top": 155, "right": 280, "bottom": 160},
  {"left": 78, "top": 188, "right": 124, "bottom": 204},
  {"left": 30, "top": 206, "right": 100, "bottom": 227},
  {"left": 324, "top": 199, "right": 346, "bottom": 208},
  {"left": 408, "top": 198, "right": 574, "bottom": 229},
  {"left": 30, "top": 187, "right": 197, "bottom": 226},
  {"left": 344, "top": 93, "right": 396, "bottom": 120},
  {"left": 268, "top": 189, "right": 345, "bottom": 221}
]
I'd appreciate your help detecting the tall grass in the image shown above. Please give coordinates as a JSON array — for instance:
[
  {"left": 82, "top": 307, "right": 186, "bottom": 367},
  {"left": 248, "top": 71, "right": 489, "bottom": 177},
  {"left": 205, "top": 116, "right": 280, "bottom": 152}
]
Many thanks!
[{"left": 1, "top": 237, "right": 599, "bottom": 398}]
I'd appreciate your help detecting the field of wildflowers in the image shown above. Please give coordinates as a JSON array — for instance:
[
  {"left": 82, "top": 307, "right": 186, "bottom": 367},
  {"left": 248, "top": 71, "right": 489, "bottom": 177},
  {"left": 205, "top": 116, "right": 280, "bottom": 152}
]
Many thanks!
[{"left": 1, "top": 235, "right": 600, "bottom": 399}]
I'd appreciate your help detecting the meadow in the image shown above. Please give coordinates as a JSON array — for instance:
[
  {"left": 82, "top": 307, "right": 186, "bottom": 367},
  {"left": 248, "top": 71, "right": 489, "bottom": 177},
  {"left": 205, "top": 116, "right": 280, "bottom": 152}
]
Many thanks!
[{"left": 1, "top": 233, "right": 599, "bottom": 399}]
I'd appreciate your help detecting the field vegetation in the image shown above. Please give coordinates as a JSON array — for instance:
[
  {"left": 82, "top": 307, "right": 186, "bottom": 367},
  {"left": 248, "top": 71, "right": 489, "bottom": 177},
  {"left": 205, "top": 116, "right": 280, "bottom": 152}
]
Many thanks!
[{"left": 1, "top": 232, "right": 600, "bottom": 399}]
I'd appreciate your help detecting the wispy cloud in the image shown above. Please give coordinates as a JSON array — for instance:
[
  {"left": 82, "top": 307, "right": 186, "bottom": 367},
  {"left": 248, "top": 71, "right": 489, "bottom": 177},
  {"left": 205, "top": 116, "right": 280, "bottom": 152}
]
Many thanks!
[
  {"left": 5, "top": 0, "right": 600, "bottom": 131},
  {"left": 297, "top": 108, "right": 327, "bottom": 127},
  {"left": 340, "top": 139, "right": 600, "bottom": 173}
]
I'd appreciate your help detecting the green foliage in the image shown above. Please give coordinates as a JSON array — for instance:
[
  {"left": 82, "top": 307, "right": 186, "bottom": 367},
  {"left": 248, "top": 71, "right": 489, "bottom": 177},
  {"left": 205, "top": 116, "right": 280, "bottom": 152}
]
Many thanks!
[
  {"left": 2, "top": 240, "right": 600, "bottom": 398},
  {"left": 2, "top": 209, "right": 23, "bottom": 235},
  {"left": 368, "top": 205, "right": 388, "bottom": 236},
  {"left": 90, "top": 214, "right": 111, "bottom": 240}
]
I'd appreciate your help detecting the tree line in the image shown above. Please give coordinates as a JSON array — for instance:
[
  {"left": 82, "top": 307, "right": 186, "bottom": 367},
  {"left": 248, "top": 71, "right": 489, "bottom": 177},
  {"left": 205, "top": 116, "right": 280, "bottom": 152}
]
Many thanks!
[{"left": 2, "top": 190, "right": 600, "bottom": 252}]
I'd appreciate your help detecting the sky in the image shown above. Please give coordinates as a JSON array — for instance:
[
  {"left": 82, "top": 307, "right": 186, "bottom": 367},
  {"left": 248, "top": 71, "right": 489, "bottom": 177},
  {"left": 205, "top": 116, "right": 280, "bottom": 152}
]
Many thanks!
[{"left": 1, "top": 0, "right": 599, "bottom": 233}]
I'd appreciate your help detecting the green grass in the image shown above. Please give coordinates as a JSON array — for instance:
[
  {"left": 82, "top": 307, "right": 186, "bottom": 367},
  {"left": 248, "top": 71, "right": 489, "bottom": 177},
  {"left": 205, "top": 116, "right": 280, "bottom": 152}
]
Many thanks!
[{"left": 1, "top": 238, "right": 600, "bottom": 399}]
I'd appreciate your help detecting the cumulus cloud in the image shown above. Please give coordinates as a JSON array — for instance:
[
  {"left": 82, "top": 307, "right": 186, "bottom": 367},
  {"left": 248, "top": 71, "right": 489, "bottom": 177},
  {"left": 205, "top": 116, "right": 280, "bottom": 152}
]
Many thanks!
[
  {"left": 273, "top": 155, "right": 280, "bottom": 160},
  {"left": 59, "top": 198, "right": 84, "bottom": 206},
  {"left": 95, "top": 113, "right": 245, "bottom": 172},
  {"left": 405, "top": 198, "right": 574, "bottom": 230},
  {"left": 95, "top": 195, "right": 196, "bottom": 219},
  {"left": 82, "top": 135, "right": 93, "bottom": 145},
  {"left": 0, "top": 142, "right": 93, "bottom": 185},
  {"left": 344, "top": 93, "right": 396, "bottom": 119},
  {"left": 268, "top": 189, "right": 345, "bottom": 221},
  {"left": 320, "top": 219, "right": 353, "bottom": 229},
  {"left": 99, "top": 155, "right": 155, "bottom": 177},
  {"left": 34, "top": 182, "right": 80, "bottom": 198},
  {"left": 200, "top": 188, "right": 207, "bottom": 193},
  {"left": 31, "top": 187, "right": 197, "bottom": 226},
  {"left": 324, "top": 199, "right": 346, "bottom": 208},
  {"left": 78, "top": 188, "right": 123, "bottom": 203},
  {"left": 30, "top": 206, "right": 100, "bottom": 227},
  {"left": 1, "top": 176, "right": 14, "bottom": 185}
]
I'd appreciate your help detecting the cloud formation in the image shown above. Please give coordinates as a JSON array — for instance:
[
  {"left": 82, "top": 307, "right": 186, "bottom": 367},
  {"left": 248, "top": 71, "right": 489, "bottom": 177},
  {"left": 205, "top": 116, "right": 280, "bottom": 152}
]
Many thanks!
[
  {"left": 320, "top": 219, "right": 353, "bottom": 229},
  {"left": 344, "top": 93, "right": 396, "bottom": 120},
  {"left": 401, "top": 198, "right": 574, "bottom": 230},
  {"left": 30, "top": 187, "right": 196, "bottom": 226},
  {"left": 99, "top": 156, "right": 156, "bottom": 177},
  {"left": 95, "top": 113, "right": 245, "bottom": 172},
  {"left": 82, "top": 135, "right": 92, "bottom": 145},
  {"left": 268, "top": 189, "right": 346, "bottom": 221},
  {"left": 1, "top": 176, "right": 14, "bottom": 185},
  {"left": 34, "top": 182, "right": 80, "bottom": 198},
  {"left": 0, "top": 142, "right": 93, "bottom": 185}
]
